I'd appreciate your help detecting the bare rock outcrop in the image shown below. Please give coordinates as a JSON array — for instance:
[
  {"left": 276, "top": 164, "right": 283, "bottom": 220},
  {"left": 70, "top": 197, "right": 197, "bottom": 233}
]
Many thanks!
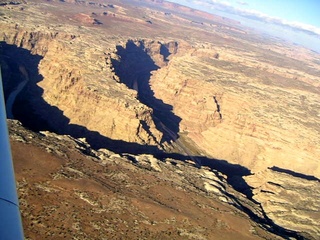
[
  {"left": 0, "top": 23, "right": 164, "bottom": 148},
  {"left": 2, "top": 1, "right": 320, "bottom": 238},
  {"left": 245, "top": 168, "right": 320, "bottom": 239},
  {"left": 149, "top": 44, "right": 320, "bottom": 179},
  {"left": 8, "top": 120, "right": 280, "bottom": 239}
]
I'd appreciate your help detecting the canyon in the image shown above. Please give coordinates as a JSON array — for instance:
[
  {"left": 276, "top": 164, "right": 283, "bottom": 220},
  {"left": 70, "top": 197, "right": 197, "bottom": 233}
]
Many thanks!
[{"left": 1, "top": 0, "right": 320, "bottom": 239}]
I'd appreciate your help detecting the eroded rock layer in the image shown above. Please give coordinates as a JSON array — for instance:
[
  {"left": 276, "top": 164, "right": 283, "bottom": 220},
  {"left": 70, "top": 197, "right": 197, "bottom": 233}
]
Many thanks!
[
  {"left": 245, "top": 169, "right": 320, "bottom": 239},
  {"left": 0, "top": 25, "right": 164, "bottom": 148},
  {"left": 9, "top": 120, "right": 279, "bottom": 239},
  {"left": 149, "top": 45, "right": 320, "bottom": 178},
  {"left": 1, "top": 0, "right": 320, "bottom": 238}
]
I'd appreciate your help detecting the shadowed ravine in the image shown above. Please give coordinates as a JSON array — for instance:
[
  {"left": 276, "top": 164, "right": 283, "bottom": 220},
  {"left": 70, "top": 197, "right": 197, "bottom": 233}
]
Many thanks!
[
  {"left": 5, "top": 65, "right": 28, "bottom": 119},
  {"left": 111, "top": 40, "right": 182, "bottom": 143}
]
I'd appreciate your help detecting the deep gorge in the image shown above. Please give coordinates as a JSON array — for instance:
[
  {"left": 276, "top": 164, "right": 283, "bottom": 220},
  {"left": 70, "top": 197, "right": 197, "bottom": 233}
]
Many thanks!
[{"left": 110, "top": 39, "right": 181, "bottom": 143}]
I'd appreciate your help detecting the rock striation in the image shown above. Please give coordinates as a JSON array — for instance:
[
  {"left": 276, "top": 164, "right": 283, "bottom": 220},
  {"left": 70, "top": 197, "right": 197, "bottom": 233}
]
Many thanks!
[
  {"left": 1, "top": 0, "right": 320, "bottom": 238},
  {"left": 9, "top": 119, "right": 280, "bottom": 239},
  {"left": 245, "top": 169, "right": 320, "bottom": 239},
  {"left": 149, "top": 45, "right": 320, "bottom": 179},
  {"left": 0, "top": 24, "right": 164, "bottom": 148}
]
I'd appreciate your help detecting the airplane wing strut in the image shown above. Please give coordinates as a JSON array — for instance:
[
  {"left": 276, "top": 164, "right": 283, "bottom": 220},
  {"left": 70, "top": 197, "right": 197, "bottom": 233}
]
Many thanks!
[{"left": 0, "top": 65, "right": 24, "bottom": 240}]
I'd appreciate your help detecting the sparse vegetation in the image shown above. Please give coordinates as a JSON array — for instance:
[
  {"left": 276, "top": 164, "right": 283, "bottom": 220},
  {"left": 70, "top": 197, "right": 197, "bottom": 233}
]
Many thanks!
[{"left": 1, "top": 0, "right": 319, "bottom": 238}]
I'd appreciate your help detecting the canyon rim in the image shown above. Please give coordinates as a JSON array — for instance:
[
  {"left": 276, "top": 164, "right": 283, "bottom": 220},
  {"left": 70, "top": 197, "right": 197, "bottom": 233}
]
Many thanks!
[{"left": 1, "top": 0, "right": 320, "bottom": 239}]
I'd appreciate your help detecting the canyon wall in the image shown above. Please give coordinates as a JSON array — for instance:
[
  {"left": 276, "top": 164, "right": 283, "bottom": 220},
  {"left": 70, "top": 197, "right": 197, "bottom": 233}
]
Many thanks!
[
  {"left": 1, "top": 1, "right": 320, "bottom": 238},
  {"left": 2, "top": 22, "right": 319, "bottom": 178},
  {"left": 0, "top": 23, "right": 164, "bottom": 148},
  {"left": 149, "top": 45, "right": 320, "bottom": 178}
]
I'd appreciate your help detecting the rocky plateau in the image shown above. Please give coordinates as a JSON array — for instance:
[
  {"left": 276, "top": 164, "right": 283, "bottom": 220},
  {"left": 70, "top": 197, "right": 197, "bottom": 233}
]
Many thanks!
[{"left": 0, "top": 0, "right": 320, "bottom": 239}]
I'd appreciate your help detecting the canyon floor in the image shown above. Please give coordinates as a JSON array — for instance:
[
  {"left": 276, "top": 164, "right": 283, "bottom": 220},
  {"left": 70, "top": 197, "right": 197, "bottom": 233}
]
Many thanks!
[{"left": 1, "top": 0, "right": 320, "bottom": 239}]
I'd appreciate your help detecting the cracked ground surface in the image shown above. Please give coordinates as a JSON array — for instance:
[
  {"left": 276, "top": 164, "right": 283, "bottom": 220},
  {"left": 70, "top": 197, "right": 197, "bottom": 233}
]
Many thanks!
[{"left": 10, "top": 120, "right": 278, "bottom": 239}]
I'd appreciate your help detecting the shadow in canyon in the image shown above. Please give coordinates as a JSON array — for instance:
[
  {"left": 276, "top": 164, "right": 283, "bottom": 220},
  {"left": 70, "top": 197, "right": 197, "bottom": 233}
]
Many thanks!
[
  {"left": 0, "top": 42, "right": 303, "bottom": 240},
  {"left": 111, "top": 40, "right": 181, "bottom": 143},
  {"left": 0, "top": 41, "right": 51, "bottom": 129},
  {"left": 270, "top": 166, "right": 320, "bottom": 182}
]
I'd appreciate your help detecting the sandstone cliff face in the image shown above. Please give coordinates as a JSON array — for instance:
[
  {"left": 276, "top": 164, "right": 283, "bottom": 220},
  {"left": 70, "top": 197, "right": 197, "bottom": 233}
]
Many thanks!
[
  {"left": 149, "top": 44, "right": 320, "bottom": 179},
  {"left": 109, "top": 39, "right": 184, "bottom": 144},
  {"left": 245, "top": 169, "right": 320, "bottom": 239},
  {"left": 0, "top": 23, "right": 164, "bottom": 147},
  {"left": 1, "top": 1, "right": 320, "bottom": 238},
  {"left": 8, "top": 120, "right": 281, "bottom": 239}
]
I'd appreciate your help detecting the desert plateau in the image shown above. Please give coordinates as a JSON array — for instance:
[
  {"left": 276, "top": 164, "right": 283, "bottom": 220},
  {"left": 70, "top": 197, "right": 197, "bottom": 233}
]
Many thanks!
[{"left": 0, "top": 0, "right": 319, "bottom": 239}]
